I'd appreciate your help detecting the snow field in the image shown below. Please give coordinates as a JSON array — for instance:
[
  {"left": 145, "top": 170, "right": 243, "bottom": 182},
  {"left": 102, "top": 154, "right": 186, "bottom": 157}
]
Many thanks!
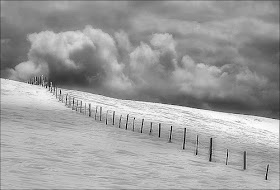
[{"left": 1, "top": 79, "right": 279, "bottom": 189}]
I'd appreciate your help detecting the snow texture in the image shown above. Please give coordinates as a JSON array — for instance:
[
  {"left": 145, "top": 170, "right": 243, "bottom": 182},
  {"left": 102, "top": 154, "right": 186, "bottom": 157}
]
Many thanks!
[{"left": 1, "top": 78, "right": 279, "bottom": 189}]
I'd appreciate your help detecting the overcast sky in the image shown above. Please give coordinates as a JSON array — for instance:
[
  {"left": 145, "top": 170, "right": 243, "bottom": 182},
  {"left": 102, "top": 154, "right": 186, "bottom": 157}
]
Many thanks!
[{"left": 1, "top": 1, "right": 279, "bottom": 119}]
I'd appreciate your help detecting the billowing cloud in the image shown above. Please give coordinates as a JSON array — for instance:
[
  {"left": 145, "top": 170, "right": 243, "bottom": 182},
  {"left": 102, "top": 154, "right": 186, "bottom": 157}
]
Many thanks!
[{"left": 1, "top": 1, "right": 279, "bottom": 118}]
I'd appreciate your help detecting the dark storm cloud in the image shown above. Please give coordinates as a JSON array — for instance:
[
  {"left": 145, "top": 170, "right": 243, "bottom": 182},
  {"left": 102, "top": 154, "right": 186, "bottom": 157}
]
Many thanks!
[{"left": 1, "top": 1, "right": 279, "bottom": 119}]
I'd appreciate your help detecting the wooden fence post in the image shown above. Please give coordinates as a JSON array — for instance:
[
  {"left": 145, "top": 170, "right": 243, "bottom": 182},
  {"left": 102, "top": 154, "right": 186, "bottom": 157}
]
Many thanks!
[
  {"left": 140, "top": 119, "right": 144, "bottom": 133},
  {"left": 59, "top": 90, "right": 61, "bottom": 101},
  {"left": 99, "top": 107, "right": 102, "bottom": 121},
  {"left": 106, "top": 110, "right": 108, "bottom": 125},
  {"left": 149, "top": 122, "right": 153, "bottom": 135},
  {"left": 89, "top": 103, "right": 91, "bottom": 117},
  {"left": 158, "top": 123, "right": 161, "bottom": 138},
  {"left": 76, "top": 100, "right": 78, "bottom": 111},
  {"left": 112, "top": 111, "right": 115, "bottom": 125},
  {"left": 125, "top": 114, "right": 129, "bottom": 130},
  {"left": 80, "top": 101, "right": 82, "bottom": 113},
  {"left": 265, "top": 164, "right": 269, "bottom": 180},
  {"left": 85, "top": 103, "right": 86, "bottom": 115},
  {"left": 195, "top": 135, "right": 199, "bottom": 155},
  {"left": 72, "top": 98, "right": 75, "bottom": 110},
  {"left": 119, "top": 115, "right": 122, "bottom": 128},
  {"left": 95, "top": 106, "right": 98, "bottom": 120},
  {"left": 243, "top": 151, "right": 247, "bottom": 170},
  {"left": 132, "top": 117, "right": 135, "bottom": 131},
  {"left": 209, "top": 138, "right": 213, "bottom": 162},
  {"left": 65, "top": 94, "right": 68, "bottom": 106},
  {"left": 226, "top": 149, "right": 229, "bottom": 165},
  {"left": 182, "top": 128, "right": 186, "bottom": 150},
  {"left": 168, "top": 126, "right": 173, "bottom": 143}
]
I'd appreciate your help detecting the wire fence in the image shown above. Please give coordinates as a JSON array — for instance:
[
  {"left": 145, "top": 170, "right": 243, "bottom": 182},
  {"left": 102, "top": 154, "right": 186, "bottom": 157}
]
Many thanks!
[{"left": 26, "top": 76, "right": 278, "bottom": 181}]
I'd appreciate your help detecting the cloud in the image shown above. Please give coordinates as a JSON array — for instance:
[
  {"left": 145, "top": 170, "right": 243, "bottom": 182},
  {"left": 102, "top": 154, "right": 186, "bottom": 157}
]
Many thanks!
[{"left": 1, "top": 1, "right": 279, "bottom": 118}]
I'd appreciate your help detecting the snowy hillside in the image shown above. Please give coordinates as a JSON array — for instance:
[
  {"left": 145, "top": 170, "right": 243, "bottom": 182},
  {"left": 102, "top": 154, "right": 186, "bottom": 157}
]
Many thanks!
[{"left": 1, "top": 78, "right": 279, "bottom": 189}]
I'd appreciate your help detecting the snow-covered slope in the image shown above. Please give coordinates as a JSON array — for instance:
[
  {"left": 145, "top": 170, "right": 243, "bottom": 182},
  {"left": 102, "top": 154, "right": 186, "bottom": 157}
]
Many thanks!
[{"left": 1, "top": 78, "right": 279, "bottom": 189}]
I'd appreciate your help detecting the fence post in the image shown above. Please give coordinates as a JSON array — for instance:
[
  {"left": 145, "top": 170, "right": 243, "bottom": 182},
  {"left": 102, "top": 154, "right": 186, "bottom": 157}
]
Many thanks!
[
  {"left": 182, "top": 128, "right": 186, "bottom": 150},
  {"left": 85, "top": 103, "right": 87, "bottom": 115},
  {"left": 132, "top": 117, "right": 135, "bottom": 131},
  {"left": 149, "top": 122, "right": 153, "bottom": 135},
  {"left": 72, "top": 98, "right": 75, "bottom": 110},
  {"left": 89, "top": 103, "right": 91, "bottom": 117},
  {"left": 195, "top": 135, "right": 199, "bottom": 155},
  {"left": 226, "top": 149, "right": 229, "bottom": 165},
  {"left": 265, "top": 164, "right": 269, "bottom": 180},
  {"left": 243, "top": 151, "right": 246, "bottom": 170},
  {"left": 113, "top": 111, "right": 115, "bottom": 125},
  {"left": 119, "top": 115, "right": 122, "bottom": 128},
  {"left": 76, "top": 100, "right": 78, "bottom": 111},
  {"left": 209, "top": 138, "right": 213, "bottom": 162},
  {"left": 106, "top": 110, "right": 108, "bottom": 125},
  {"left": 168, "top": 126, "right": 173, "bottom": 143},
  {"left": 158, "top": 123, "right": 161, "bottom": 138},
  {"left": 95, "top": 106, "right": 98, "bottom": 120},
  {"left": 140, "top": 119, "right": 144, "bottom": 133},
  {"left": 125, "top": 114, "right": 129, "bottom": 130},
  {"left": 59, "top": 90, "right": 61, "bottom": 101},
  {"left": 65, "top": 94, "right": 68, "bottom": 106},
  {"left": 99, "top": 107, "right": 102, "bottom": 121}
]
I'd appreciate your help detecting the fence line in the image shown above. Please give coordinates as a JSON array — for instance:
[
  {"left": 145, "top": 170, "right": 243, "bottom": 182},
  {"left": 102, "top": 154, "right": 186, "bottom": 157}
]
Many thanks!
[{"left": 27, "top": 76, "right": 275, "bottom": 180}]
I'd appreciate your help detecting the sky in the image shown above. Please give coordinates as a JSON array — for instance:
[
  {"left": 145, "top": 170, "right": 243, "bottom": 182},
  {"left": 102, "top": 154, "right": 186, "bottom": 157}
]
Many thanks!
[{"left": 1, "top": 1, "right": 279, "bottom": 119}]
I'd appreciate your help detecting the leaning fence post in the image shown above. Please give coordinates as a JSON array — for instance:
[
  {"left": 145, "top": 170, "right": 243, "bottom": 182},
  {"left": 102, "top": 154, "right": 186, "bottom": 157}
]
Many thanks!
[
  {"left": 209, "top": 138, "right": 213, "bottom": 162},
  {"left": 140, "top": 119, "right": 144, "bottom": 133},
  {"left": 112, "top": 111, "right": 115, "bottom": 125},
  {"left": 106, "top": 110, "right": 108, "bottom": 125},
  {"left": 182, "top": 128, "right": 186, "bottom": 149},
  {"left": 226, "top": 149, "right": 229, "bottom": 165},
  {"left": 265, "top": 164, "right": 269, "bottom": 180},
  {"left": 149, "top": 122, "right": 153, "bottom": 135},
  {"left": 119, "top": 115, "right": 122, "bottom": 128},
  {"left": 125, "top": 114, "right": 129, "bottom": 130},
  {"left": 158, "top": 123, "right": 161, "bottom": 138},
  {"left": 99, "top": 107, "right": 102, "bottom": 121},
  {"left": 243, "top": 151, "right": 247, "bottom": 170},
  {"left": 168, "top": 126, "right": 173, "bottom": 143},
  {"left": 195, "top": 135, "right": 199, "bottom": 155},
  {"left": 132, "top": 117, "right": 135, "bottom": 131}
]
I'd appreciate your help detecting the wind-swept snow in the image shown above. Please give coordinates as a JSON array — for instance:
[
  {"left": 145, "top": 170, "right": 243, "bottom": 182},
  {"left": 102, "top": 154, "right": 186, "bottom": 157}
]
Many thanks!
[{"left": 1, "top": 79, "right": 279, "bottom": 189}]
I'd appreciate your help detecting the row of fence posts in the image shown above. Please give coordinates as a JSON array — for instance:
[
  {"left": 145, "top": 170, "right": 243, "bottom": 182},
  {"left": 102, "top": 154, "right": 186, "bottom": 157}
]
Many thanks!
[{"left": 27, "top": 75, "right": 271, "bottom": 181}]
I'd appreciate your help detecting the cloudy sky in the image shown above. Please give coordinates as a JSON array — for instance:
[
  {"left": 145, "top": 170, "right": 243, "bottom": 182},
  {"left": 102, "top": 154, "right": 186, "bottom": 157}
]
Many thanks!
[{"left": 1, "top": 1, "right": 279, "bottom": 119}]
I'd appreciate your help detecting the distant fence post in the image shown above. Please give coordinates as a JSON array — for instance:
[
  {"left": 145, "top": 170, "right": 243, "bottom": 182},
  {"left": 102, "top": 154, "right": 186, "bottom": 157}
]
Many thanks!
[
  {"left": 243, "top": 151, "right": 247, "bottom": 170},
  {"left": 85, "top": 103, "right": 86, "bottom": 115},
  {"left": 95, "top": 106, "right": 98, "bottom": 120},
  {"left": 80, "top": 101, "right": 82, "bottom": 113},
  {"left": 140, "top": 119, "right": 144, "bottom": 133},
  {"left": 125, "top": 114, "right": 129, "bottom": 130},
  {"left": 168, "top": 126, "right": 173, "bottom": 143},
  {"left": 226, "top": 149, "right": 229, "bottom": 165},
  {"left": 158, "top": 123, "right": 161, "bottom": 138},
  {"left": 149, "top": 122, "right": 153, "bottom": 135},
  {"left": 265, "top": 164, "right": 269, "bottom": 180},
  {"left": 209, "top": 138, "right": 213, "bottom": 162},
  {"left": 182, "top": 128, "right": 186, "bottom": 150},
  {"left": 132, "top": 117, "right": 135, "bottom": 131},
  {"left": 99, "top": 107, "right": 102, "bottom": 121},
  {"left": 65, "top": 94, "right": 68, "bottom": 106},
  {"left": 59, "top": 90, "right": 62, "bottom": 101},
  {"left": 106, "top": 110, "right": 108, "bottom": 125},
  {"left": 72, "top": 98, "right": 75, "bottom": 110},
  {"left": 119, "top": 115, "right": 122, "bottom": 128},
  {"left": 76, "top": 100, "right": 78, "bottom": 111},
  {"left": 112, "top": 111, "right": 115, "bottom": 125},
  {"left": 56, "top": 87, "right": 58, "bottom": 99},
  {"left": 89, "top": 103, "right": 91, "bottom": 117},
  {"left": 195, "top": 135, "right": 199, "bottom": 155}
]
